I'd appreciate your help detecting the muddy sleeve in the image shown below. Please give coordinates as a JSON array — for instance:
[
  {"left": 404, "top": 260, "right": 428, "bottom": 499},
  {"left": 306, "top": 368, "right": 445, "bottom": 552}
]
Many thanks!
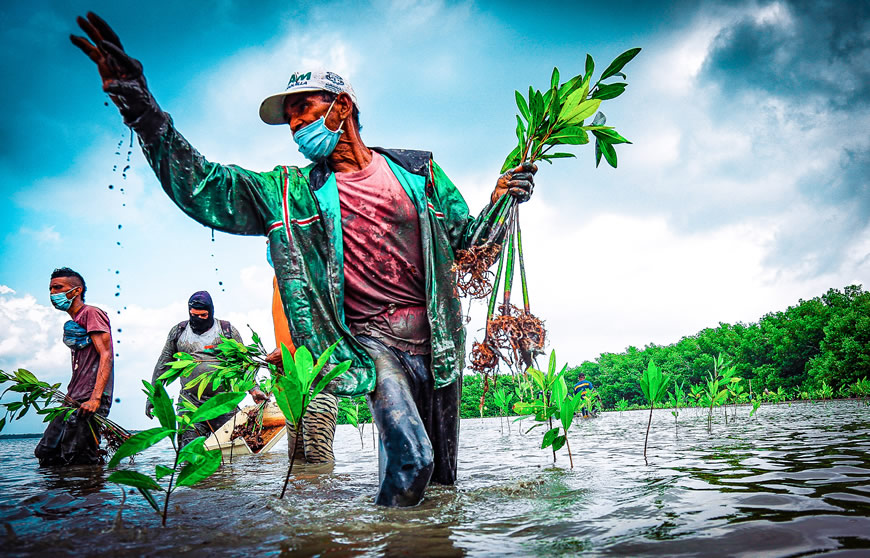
[
  {"left": 152, "top": 325, "right": 179, "bottom": 386},
  {"left": 431, "top": 160, "right": 502, "bottom": 252},
  {"left": 139, "top": 117, "right": 279, "bottom": 236}
]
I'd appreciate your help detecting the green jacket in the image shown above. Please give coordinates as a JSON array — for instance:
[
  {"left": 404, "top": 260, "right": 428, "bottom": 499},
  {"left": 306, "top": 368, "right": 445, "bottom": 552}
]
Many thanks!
[{"left": 141, "top": 121, "right": 502, "bottom": 396}]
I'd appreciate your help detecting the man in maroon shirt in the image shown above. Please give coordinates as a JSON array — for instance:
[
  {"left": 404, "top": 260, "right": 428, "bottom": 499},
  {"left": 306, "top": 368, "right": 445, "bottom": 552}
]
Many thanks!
[{"left": 34, "top": 267, "right": 114, "bottom": 466}]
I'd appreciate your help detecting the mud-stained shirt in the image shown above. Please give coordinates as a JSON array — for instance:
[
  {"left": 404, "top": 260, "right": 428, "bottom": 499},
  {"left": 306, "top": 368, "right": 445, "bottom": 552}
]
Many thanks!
[
  {"left": 67, "top": 304, "right": 114, "bottom": 404},
  {"left": 336, "top": 152, "right": 430, "bottom": 353}
]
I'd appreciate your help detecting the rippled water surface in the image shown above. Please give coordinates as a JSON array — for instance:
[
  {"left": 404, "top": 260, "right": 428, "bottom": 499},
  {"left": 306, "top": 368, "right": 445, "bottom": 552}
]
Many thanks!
[{"left": 1, "top": 400, "right": 869, "bottom": 557}]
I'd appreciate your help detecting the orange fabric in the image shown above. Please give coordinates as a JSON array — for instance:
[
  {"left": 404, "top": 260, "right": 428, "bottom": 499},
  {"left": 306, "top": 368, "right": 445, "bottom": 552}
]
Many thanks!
[{"left": 272, "top": 276, "right": 296, "bottom": 354}]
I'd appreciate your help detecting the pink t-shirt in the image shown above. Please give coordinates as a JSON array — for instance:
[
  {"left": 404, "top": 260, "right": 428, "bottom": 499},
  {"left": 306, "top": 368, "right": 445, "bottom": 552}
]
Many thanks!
[
  {"left": 336, "top": 152, "right": 429, "bottom": 351},
  {"left": 67, "top": 304, "right": 114, "bottom": 402}
]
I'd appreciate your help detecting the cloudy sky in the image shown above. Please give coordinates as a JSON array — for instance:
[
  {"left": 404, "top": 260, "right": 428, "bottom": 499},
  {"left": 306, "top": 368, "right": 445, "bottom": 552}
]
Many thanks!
[{"left": 1, "top": 0, "right": 867, "bottom": 433}]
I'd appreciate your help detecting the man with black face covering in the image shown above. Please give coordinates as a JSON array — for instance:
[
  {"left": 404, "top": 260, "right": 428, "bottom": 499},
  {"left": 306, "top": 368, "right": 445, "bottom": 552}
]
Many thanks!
[{"left": 149, "top": 291, "right": 265, "bottom": 444}]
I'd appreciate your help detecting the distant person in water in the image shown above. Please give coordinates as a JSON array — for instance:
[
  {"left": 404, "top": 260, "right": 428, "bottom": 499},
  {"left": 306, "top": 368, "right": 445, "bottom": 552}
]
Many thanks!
[
  {"left": 148, "top": 291, "right": 266, "bottom": 445},
  {"left": 35, "top": 267, "right": 114, "bottom": 466},
  {"left": 573, "top": 372, "right": 595, "bottom": 418}
]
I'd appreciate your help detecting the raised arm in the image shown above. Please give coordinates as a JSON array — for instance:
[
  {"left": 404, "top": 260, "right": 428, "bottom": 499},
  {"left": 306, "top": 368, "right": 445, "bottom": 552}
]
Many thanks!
[{"left": 71, "top": 12, "right": 277, "bottom": 235}]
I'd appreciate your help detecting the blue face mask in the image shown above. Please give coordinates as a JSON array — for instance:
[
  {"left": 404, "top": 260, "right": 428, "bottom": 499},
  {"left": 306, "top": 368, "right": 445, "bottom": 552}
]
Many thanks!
[
  {"left": 292, "top": 100, "right": 343, "bottom": 162},
  {"left": 50, "top": 288, "right": 78, "bottom": 311}
]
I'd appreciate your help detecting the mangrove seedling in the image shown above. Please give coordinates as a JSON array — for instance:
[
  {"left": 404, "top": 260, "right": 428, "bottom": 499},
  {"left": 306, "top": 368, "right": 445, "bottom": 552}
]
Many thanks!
[
  {"left": 273, "top": 340, "right": 351, "bottom": 499},
  {"left": 615, "top": 398, "right": 630, "bottom": 413},
  {"left": 668, "top": 380, "right": 686, "bottom": 428},
  {"left": 107, "top": 380, "right": 245, "bottom": 526},
  {"left": 513, "top": 350, "right": 584, "bottom": 467},
  {"left": 0, "top": 368, "right": 130, "bottom": 456},
  {"left": 341, "top": 396, "right": 366, "bottom": 449},
  {"left": 639, "top": 361, "right": 670, "bottom": 465},
  {"left": 703, "top": 355, "right": 730, "bottom": 430},
  {"left": 492, "top": 387, "right": 514, "bottom": 434}
]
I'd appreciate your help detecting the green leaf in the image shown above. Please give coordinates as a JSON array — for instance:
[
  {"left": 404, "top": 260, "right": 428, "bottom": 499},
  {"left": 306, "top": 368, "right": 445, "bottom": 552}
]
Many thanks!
[
  {"left": 552, "top": 435, "right": 567, "bottom": 451},
  {"left": 313, "top": 360, "right": 352, "bottom": 397},
  {"left": 560, "top": 400, "right": 575, "bottom": 432},
  {"left": 188, "top": 392, "right": 244, "bottom": 425},
  {"left": 562, "top": 98, "right": 602, "bottom": 125},
  {"left": 599, "top": 47, "right": 642, "bottom": 81},
  {"left": 600, "top": 140, "right": 618, "bottom": 168},
  {"left": 149, "top": 381, "right": 177, "bottom": 431},
  {"left": 274, "top": 374, "right": 304, "bottom": 428},
  {"left": 550, "top": 67, "right": 560, "bottom": 91},
  {"left": 515, "top": 115, "right": 525, "bottom": 148},
  {"left": 176, "top": 448, "right": 222, "bottom": 487},
  {"left": 501, "top": 145, "right": 522, "bottom": 174},
  {"left": 178, "top": 436, "right": 208, "bottom": 467},
  {"left": 531, "top": 90, "right": 544, "bottom": 127},
  {"left": 583, "top": 54, "right": 594, "bottom": 84},
  {"left": 548, "top": 126, "right": 589, "bottom": 145},
  {"left": 295, "top": 346, "right": 315, "bottom": 386},
  {"left": 592, "top": 129, "right": 631, "bottom": 145},
  {"left": 108, "top": 427, "right": 175, "bottom": 469},
  {"left": 515, "top": 90, "right": 530, "bottom": 122},
  {"left": 137, "top": 487, "right": 161, "bottom": 514},
  {"left": 155, "top": 465, "right": 174, "bottom": 480},
  {"left": 527, "top": 368, "right": 545, "bottom": 391},
  {"left": 541, "top": 427, "right": 559, "bottom": 449},
  {"left": 107, "top": 470, "right": 163, "bottom": 491},
  {"left": 591, "top": 82, "right": 627, "bottom": 100},
  {"left": 540, "top": 153, "right": 577, "bottom": 162}
]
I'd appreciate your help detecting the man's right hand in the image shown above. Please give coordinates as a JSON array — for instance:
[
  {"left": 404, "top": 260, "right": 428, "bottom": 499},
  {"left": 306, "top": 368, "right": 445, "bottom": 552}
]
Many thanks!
[
  {"left": 265, "top": 348, "right": 283, "bottom": 369},
  {"left": 70, "top": 12, "right": 160, "bottom": 128}
]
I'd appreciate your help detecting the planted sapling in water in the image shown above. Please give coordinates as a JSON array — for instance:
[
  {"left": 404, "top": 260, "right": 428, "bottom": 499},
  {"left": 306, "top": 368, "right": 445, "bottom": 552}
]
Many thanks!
[
  {"left": 107, "top": 380, "right": 244, "bottom": 526},
  {"left": 639, "top": 361, "right": 670, "bottom": 465},
  {"left": 513, "top": 350, "right": 584, "bottom": 468},
  {"left": 273, "top": 341, "right": 351, "bottom": 499}
]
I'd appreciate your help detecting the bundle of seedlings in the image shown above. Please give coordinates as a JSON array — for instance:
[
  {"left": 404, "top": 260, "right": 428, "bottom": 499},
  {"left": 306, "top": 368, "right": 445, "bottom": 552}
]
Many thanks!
[
  {"left": 457, "top": 48, "right": 641, "bottom": 410},
  {"left": 0, "top": 368, "right": 131, "bottom": 458},
  {"left": 229, "top": 401, "right": 287, "bottom": 453}
]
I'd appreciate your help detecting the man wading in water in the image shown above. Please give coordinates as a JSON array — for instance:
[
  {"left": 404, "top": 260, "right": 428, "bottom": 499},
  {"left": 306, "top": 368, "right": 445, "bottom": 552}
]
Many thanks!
[
  {"left": 149, "top": 291, "right": 268, "bottom": 445},
  {"left": 72, "top": 13, "right": 535, "bottom": 506},
  {"left": 35, "top": 268, "right": 114, "bottom": 466}
]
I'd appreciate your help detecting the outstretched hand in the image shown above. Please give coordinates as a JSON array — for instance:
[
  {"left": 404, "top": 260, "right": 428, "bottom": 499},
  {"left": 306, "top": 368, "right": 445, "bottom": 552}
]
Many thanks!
[
  {"left": 492, "top": 162, "right": 537, "bottom": 204},
  {"left": 70, "top": 12, "right": 142, "bottom": 90}
]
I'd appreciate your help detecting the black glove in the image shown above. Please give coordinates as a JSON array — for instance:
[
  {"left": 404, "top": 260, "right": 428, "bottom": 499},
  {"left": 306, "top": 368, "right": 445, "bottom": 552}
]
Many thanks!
[
  {"left": 493, "top": 162, "right": 537, "bottom": 204},
  {"left": 71, "top": 12, "right": 166, "bottom": 140}
]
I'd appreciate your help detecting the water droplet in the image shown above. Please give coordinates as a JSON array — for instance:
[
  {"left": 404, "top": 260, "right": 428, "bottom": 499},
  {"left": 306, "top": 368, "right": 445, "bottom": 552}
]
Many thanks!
[
  {"left": 116, "top": 285, "right": 120, "bottom": 289},
  {"left": 115, "top": 270, "right": 120, "bottom": 275},
  {"left": 117, "top": 224, "right": 122, "bottom": 230},
  {"left": 115, "top": 292, "right": 120, "bottom": 297},
  {"left": 114, "top": 151, "right": 120, "bottom": 156},
  {"left": 116, "top": 310, "right": 121, "bottom": 315},
  {"left": 116, "top": 339, "right": 120, "bottom": 343},
  {"left": 120, "top": 188, "right": 125, "bottom": 193},
  {"left": 123, "top": 306, "right": 127, "bottom": 310},
  {"left": 127, "top": 151, "right": 132, "bottom": 162},
  {"left": 114, "top": 397, "right": 121, "bottom": 403},
  {"left": 211, "top": 229, "right": 215, "bottom": 242},
  {"left": 122, "top": 203, "right": 126, "bottom": 207},
  {"left": 108, "top": 184, "right": 114, "bottom": 190},
  {"left": 115, "top": 353, "right": 119, "bottom": 358},
  {"left": 104, "top": 101, "right": 109, "bottom": 107},
  {"left": 113, "top": 165, "right": 117, "bottom": 172},
  {"left": 117, "top": 328, "right": 122, "bottom": 333},
  {"left": 116, "top": 242, "right": 121, "bottom": 246},
  {"left": 218, "top": 281, "right": 223, "bottom": 286}
]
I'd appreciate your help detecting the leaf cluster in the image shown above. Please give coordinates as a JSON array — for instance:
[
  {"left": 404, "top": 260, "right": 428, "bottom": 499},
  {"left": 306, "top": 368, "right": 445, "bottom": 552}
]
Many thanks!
[
  {"left": 502, "top": 47, "right": 640, "bottom": 173},
  {"left": 106, "top": 379, "right": 244, "bottom": 525},
  {"left": 512, "top": 350, "right": 584, "bottom": 457},
  {"left": 0, "top": 368, "right": 74, "bottom": 432}
]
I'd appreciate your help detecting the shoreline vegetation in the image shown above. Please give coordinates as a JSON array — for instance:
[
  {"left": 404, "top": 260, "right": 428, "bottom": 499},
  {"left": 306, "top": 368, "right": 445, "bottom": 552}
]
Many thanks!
[{"left": 5, "top": 284, "right": 865, "bottom": 435}]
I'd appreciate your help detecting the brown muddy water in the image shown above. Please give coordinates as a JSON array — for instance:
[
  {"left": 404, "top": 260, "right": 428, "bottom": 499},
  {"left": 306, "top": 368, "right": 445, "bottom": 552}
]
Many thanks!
[{"left": 1, "top": 400, "right": 869, "bottom": 557}]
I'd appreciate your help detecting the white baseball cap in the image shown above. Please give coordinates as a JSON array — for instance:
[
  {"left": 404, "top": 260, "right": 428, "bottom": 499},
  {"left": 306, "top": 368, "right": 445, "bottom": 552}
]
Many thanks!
[{"left": 259, "top": 69, "right": 358, "bottom": 125}]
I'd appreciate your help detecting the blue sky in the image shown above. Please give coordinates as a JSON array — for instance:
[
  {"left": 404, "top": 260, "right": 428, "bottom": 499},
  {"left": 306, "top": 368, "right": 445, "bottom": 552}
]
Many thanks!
[{"left": 2, "top": 0, "right": 868, "bottom": 433}]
